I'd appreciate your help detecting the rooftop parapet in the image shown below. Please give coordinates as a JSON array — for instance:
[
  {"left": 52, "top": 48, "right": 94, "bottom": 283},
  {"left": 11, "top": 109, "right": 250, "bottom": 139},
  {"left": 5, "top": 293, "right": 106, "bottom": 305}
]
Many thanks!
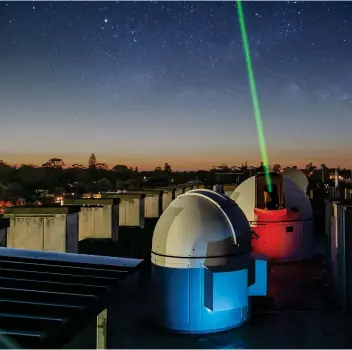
[
  {"left": 4, "top": 206, "right": 81, "bottom": 216},
  {"left": 63, "top": 198, "right": 120, "bottom": 206}
]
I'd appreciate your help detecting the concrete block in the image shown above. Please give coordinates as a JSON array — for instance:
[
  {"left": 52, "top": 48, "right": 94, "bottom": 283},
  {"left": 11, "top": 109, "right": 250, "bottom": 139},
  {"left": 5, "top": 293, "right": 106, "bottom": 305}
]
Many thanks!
[
  {"left": 63, "top": 198, "right": 119, "bottom": 241},
  {"left": 124, "top": 190, "right": 163, "bottom": 219},
  {"left": 154, "top": 187, "right": 177, "bottom": 211},
  {"left": 143, "top": 191, "right": 163, "bottom": 219},
  {"left": 118, "top": 194, "right": 145, "bottom": 228},
  {"left": 3, "top": 206, "right": 80, "bottom": 253},
  {"left": 93, "top": 194, "right": 146, "bottom": 228},
  {"left": 159, "top": 188, "right": 176, "bottom": 212}
]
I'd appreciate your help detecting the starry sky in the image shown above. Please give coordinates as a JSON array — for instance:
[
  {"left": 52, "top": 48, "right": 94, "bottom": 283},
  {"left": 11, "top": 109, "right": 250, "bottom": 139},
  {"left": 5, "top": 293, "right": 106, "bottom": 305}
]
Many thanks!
[{"left": 1, "top": 1, "right": 351, "bottom": 170}]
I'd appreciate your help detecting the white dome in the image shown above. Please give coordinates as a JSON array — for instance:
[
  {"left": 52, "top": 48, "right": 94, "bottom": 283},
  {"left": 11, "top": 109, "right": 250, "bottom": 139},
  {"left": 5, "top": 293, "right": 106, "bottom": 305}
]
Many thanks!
[
  {"left": 152, "top": 189, "right": 251, "bottom": 258},
  {"left": 231, "top": 176, "right": 313, "bottom": 222},
  {"left": 282, "top": 168, "right": 309, "bottom": 193}
]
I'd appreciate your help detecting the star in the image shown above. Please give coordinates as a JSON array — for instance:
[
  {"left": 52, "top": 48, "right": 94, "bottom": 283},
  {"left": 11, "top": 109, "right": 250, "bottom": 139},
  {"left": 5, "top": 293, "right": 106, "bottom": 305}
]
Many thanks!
[{"left": 0, "top": 0, "right": 351, "bottom": 170}]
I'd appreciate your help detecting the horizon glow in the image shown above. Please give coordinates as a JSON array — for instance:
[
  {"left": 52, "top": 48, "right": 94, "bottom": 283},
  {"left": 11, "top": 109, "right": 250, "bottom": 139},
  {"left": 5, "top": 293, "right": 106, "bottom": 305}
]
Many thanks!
[{"left": 1, "top": 2, "right": 352, "bottom": 170}]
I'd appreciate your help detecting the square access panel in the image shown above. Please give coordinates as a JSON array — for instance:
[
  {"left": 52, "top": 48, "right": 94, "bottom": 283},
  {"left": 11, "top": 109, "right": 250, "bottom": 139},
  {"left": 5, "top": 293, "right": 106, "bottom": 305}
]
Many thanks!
[{"left": 204, "top": 266, "right": 248, "bottom": 312}]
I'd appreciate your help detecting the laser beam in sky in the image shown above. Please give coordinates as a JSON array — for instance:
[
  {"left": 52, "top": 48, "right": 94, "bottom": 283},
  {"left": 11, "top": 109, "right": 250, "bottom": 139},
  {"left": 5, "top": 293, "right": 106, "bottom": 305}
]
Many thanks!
[{"left": 236, "top": 0, "right": 272, "bottom": 192}]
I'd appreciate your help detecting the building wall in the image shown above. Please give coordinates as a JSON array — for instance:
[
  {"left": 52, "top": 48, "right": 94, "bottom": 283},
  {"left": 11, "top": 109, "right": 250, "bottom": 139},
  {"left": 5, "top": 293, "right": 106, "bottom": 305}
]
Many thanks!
[
  {"left": 162, "top": 191, "right": 175, "bottom": 212},
  {"left": 145, "top": 195, "right": 161, "bottom": 218},
  {"left": 119, "top": 198, "right": 145, "bottom": 228},
  {"left": 64, "top": 202, "right": 119, "bottom": 242},
  {"left": 6, "top": 214, "right": 78, "bottom": 253},
  {"left": 43, "top": 214, "right": 67, "bottom": 252},
  {"left": 7, "top": 216, "right": 45, "bottom": 250},
  {"left": 79, "top": 207, "right": 95, "bottom": 241}
]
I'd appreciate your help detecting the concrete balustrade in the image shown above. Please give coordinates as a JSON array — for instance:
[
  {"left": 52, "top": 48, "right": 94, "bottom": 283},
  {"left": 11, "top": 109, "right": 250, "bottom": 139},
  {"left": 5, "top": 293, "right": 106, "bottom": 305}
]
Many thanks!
[
  {"left": 3, "top": 206, "right": 80, "bottom": 253},
  {"left": 63, "top": 198, "right": 120, "bottom": 241}
]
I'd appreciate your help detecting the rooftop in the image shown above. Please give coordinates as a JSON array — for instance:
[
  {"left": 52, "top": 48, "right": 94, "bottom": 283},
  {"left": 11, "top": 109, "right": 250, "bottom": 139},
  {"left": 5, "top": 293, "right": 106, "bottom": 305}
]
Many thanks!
[
  {"left": 4, "top": 206, "right": 81, "bottom": 216},
  {"left": 110, "top": 257, "right": 352, "bottom": 349},
  {"left": 0, "top": 248, "right": 143, "bottom": 349},
  {"left": 1, "top": 197, "right": 352, "bottom": 349},
  {"left": 63, "top": 198, "right": 120, "bottom": 206}
]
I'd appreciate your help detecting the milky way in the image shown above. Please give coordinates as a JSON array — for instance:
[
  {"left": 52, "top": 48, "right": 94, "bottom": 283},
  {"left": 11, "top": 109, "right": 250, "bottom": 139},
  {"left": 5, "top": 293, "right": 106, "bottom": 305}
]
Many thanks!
[{"left": 0, "top": 2, "right": 351, "bottom": 169}]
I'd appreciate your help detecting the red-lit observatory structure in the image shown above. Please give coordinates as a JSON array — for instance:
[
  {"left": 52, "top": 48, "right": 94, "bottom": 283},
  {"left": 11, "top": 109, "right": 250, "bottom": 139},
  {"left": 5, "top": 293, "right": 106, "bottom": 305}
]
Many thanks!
[{"left": 231, "top": 171, "right": 313, "bottom": 261}]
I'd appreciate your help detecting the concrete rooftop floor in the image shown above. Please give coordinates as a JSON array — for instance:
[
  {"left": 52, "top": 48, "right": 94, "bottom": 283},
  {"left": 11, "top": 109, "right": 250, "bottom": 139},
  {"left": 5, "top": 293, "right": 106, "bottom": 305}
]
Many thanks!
[
  {"left": 77, "top": 215, "right": 352, "bottom": 349},
  {"left": 108, "top": 236, "right": 352, "bottom": 349}
]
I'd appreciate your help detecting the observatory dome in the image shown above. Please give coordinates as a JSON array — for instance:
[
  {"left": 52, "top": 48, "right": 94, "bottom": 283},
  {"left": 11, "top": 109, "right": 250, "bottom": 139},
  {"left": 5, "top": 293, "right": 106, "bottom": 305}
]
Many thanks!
[
  {"left": 282, "top": 167, "right": 309, "bottom": 194},
  {"left": 150, "top": 189, "right": 267, "bottom": 334},
  {"left": 231, "top": 176, "right": 313, "bottom": 223},
  {"left": 231, "top": 174, "right": 313, "bottom": 261},
  {"left": 152, "top": 189, "right": 252, "bottom": 259}
]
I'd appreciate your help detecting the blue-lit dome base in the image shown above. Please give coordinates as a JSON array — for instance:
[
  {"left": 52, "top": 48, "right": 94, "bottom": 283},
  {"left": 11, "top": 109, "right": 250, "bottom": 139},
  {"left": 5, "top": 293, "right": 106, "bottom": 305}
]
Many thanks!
[
  {"left": 151, "top": 317, "right": 249, "bottom": 335},
  {"left": 150, "top": 263, "right": 251, "bottom": 334}
]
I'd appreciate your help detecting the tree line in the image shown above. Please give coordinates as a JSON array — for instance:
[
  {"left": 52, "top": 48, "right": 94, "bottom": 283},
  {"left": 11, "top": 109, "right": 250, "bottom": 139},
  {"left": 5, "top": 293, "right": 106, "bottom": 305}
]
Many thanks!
[{"left": 0, "top": 154, "right": 348, "bottom": 201}]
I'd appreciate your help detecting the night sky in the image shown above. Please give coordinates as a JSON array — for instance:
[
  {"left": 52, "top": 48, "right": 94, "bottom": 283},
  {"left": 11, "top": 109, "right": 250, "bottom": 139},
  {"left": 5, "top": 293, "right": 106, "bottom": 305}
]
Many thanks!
[{"left": 1, "top": 1, "right": 351, "bottom": 170}]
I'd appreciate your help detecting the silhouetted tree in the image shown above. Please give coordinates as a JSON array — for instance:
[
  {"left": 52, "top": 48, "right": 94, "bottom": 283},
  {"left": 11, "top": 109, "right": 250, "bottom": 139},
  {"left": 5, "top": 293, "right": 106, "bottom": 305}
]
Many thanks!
[
  {"left": 305, "top": 162, "right": 316, "bottom": 175},
  {"left": 164, "top": 162, "right": 172, "bottom": 172},
  {"left": 40, "top": 159, "right": 65, "bottom": 190},
  {"left": 112, "top": 164, "right": 129, "bottom": 173},
  {"left": 217, "top": 164, "right": 230, "bottom": 172},
  {"left": 42, "top": 158, "right": 65, "bottom": 168},
  {"left": 5, "top": 182, "right": 23, "bottom": 199},
  {"left": 154, "top": 166, "right": 163, "bottom": 172},
  {"left": 16, "top": 165, "right": 42, "bottom": 191},
  {"left": 124, "top": 178, "right": 139, "bottom": 190},
  {"left": 271, "top": 164, "right": 281, "bottom": 173},
  {"left": 96, "top": 178, "right": 112, "bottom": 191},
  {"left": 88, "top": 153, "right": 97, "bottom": 169},
  {"left": 116, "top": 179, "right": 124, "bottom": 189},
  {"left": 0, "top": 161, "right": 15, "bottom": 185},
  {"left": 257, "top": 162, "right": 265, "bottom": 172},
  {"left": 54, "top": 187, "right": 66, "bottom": 196},
  {"left": 210, "top": 164, "right": 230, "bottom": 172},
  {"left": 0, "top": 184, "right": 5, "bottom": 200},
  {"left": 96, "top": 163, "right": 109, "bottom": 170}
]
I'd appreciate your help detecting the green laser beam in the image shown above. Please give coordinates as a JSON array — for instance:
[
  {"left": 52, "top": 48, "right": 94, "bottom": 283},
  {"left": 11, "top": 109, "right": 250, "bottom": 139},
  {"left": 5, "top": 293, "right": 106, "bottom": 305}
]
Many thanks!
[{"left": 236, "top": 0, "right": 272, "bottom": 192}]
